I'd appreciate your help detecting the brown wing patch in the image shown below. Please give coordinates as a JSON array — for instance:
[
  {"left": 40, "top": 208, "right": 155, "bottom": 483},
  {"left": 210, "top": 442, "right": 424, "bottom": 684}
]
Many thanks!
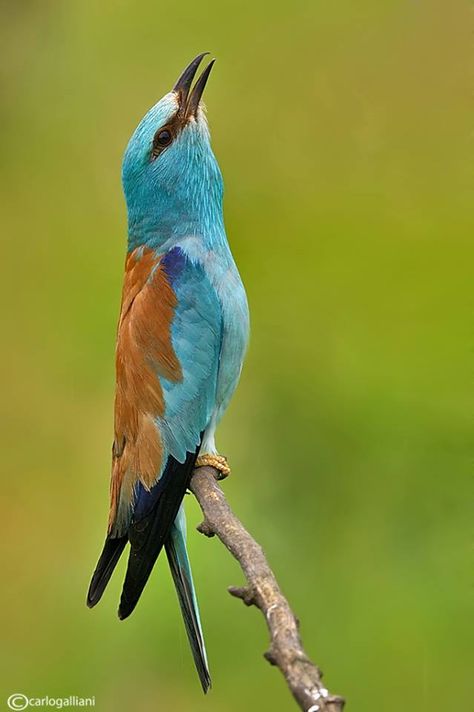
[{"left": 108, "top": 247, "right": 183, "bottom": 533}]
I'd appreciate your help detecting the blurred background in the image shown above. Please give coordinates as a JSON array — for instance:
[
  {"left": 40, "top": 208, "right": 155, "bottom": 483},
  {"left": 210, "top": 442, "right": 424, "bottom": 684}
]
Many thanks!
[{"left": 1, "top": 1, "right": 471, "bottom": 710}]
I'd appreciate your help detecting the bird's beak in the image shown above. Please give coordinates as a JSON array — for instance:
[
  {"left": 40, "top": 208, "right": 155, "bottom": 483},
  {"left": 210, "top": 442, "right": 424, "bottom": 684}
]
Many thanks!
[{"left": 174, "top": 53, "right": 215, "bottom": 120}]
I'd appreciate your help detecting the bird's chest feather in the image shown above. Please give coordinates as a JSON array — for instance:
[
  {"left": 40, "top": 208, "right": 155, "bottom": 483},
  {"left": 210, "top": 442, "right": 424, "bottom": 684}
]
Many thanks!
[
  {"left": 181, "top": 240, "right": 248, "bottom": 354},
  {"left": 192, "top": 245, "right": 249, "bottom": 410}
]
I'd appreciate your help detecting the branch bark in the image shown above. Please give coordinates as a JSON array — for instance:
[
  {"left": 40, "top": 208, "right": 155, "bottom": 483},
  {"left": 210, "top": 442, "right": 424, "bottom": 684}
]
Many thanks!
[{"left": 189, "top": 466, "right": 345, "bottom": 712}]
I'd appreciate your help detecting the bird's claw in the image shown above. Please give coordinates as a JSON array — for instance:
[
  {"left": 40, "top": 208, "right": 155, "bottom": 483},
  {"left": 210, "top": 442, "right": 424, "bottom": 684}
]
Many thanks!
[{"left": 195, "top": 453, "right": 231, "bottom": 479}]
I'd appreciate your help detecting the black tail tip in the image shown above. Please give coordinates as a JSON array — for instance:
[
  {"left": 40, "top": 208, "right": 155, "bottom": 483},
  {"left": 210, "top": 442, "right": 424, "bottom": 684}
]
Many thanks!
[
  {"left": 117, "top": 597, "right": 136, "bottom": 620},
  {"left": 201, "top": 675, "right": 212, "bottom": 694},
  {"left": 86, "top": 534, "right": 128, "bottom": 611},
  {"left": 86, "top": 583, "right": 103, "bottom": 609},
  {"left": 86, "top": 595, "right": 97, "bottom": 609}
]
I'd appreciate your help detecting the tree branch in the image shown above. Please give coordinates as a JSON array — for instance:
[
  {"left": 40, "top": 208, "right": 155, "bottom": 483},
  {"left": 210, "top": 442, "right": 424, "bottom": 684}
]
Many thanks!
[{"left": 189, "top": 466, "right": 345, "bottom": 712}]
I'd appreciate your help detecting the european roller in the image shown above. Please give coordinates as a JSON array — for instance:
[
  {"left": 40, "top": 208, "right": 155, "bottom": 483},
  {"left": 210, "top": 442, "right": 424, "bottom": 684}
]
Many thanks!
[{"left": 87, "top": 54, "right": 249, "bottom": 692}]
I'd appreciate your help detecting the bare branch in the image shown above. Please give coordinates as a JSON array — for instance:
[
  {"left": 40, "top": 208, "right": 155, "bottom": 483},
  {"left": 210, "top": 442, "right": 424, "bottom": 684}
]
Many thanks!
[{"left": 189, "top": 466, "right": 345, "bottom": 712}]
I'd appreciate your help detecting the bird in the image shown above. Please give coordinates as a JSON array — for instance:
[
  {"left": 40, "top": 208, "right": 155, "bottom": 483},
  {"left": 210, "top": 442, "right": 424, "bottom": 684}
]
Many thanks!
[{"left": 86, "top": 53, "right": 249, "bottom": 693}]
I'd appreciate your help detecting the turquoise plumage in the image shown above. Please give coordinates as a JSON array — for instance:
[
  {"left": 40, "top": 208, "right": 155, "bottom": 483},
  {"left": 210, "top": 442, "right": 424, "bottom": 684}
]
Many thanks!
[{"left": 87, "top": 54, "right": 249, "bottom": 692}]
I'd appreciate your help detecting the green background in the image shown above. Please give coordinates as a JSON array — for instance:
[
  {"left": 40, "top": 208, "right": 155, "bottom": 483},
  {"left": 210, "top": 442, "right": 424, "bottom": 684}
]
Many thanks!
[{"left": 1, "top": 1, "right": 471, "bottom": 710}]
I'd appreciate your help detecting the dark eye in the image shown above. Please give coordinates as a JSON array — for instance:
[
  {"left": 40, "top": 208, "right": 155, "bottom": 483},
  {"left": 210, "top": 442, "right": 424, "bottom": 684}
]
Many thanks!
[
  {"left": 156, "top": 129, "right": 172, "bottom": 146},
  {"left": 152, "top": 128, "right": 174, "bottom": 159}
]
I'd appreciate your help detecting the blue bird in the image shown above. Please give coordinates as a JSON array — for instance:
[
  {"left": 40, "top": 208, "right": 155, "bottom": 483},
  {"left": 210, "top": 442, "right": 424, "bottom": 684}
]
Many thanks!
[{"left": 87, "top": 54, "right": 249, "bottom": 692}]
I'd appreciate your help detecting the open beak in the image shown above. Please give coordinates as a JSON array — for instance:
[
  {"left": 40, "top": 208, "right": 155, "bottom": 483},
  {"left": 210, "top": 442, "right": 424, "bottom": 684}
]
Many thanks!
[{"left": 173, "top": 53, "right": 215, "bottom": 120}]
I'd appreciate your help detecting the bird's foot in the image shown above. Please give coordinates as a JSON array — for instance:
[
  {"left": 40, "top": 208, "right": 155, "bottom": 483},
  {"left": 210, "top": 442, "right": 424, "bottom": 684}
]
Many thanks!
[{"left": 195, "top": 453, "right": 231, "bottom": 480}]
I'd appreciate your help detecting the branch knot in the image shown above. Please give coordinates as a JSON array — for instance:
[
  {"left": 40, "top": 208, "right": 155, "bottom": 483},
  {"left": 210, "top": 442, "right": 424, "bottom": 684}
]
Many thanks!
[
  {"left": 228, "top": 585, "right": 256, "bottom": 606},
  {"left": 196, "top": 519, "right": 215, "bottom": 537}
]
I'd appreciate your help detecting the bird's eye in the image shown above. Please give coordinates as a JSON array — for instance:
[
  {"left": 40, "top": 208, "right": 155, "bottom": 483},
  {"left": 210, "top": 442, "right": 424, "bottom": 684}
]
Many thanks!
[
  {"left": 152, "top": 128, "right": 174, "bottom": 159},
  {"left": 156, "top": 129, "right": 172, "bottom": 146},
  {"left": 156, "top": 129, "right": 171, "bottom": 146}
]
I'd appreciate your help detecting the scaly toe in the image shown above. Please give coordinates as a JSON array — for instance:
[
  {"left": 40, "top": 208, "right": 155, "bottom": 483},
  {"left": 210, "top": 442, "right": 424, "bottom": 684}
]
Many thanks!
[{"left": 195, "top": 453, "right": 231, "bottom": 480}]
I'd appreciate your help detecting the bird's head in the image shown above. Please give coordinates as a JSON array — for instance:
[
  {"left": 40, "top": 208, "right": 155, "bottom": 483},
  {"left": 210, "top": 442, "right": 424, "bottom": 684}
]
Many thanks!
[{"left": 122, "top": 53, "right": 224, "bottom": 248}]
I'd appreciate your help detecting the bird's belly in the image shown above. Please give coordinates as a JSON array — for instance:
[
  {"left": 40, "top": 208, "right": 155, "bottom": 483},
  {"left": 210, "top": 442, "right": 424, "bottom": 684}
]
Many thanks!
[{"left": 213, "top": 266, "right": 249, "bottom": 422}]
